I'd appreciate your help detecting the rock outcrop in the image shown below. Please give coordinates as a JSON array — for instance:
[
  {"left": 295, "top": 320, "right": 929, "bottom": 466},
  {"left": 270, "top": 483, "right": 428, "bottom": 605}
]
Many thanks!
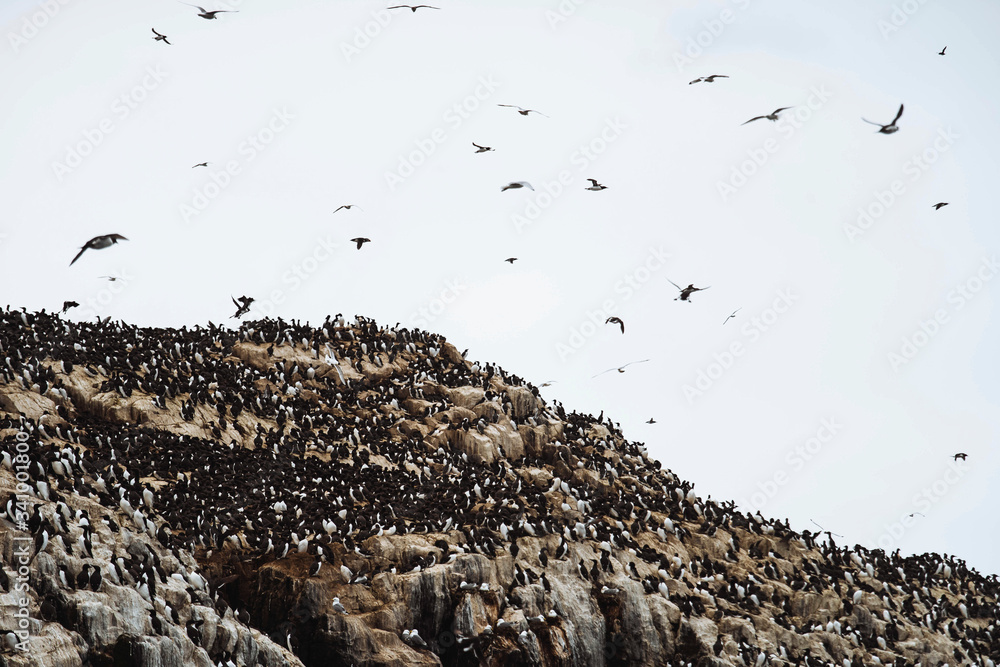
[{"left": 0, "top": 308, "right": 997, "bottom": 667}]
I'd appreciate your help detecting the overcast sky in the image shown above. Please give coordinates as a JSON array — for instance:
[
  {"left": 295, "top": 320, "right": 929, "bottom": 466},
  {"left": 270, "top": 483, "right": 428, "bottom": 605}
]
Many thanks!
[{"left": 2, "top": 0, "right": 998, "bottom": 573}]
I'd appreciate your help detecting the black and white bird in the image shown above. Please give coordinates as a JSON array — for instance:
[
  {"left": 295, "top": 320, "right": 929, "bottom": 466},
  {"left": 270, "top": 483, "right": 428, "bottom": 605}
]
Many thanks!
[
  {"left": 689, "top": 74, "right": 728, "bottom": 84},
  {"left": 231, "top": 295, "right": 254, "bottom": 319},
  {"left": 350, "top": 237, "right": 371, "bottom": 250},
  {"left": 501, "top": 181, "right": 534, "bottom": 192},
  {"left": 497, "top": 104, "right": 548, "bottom": 117},
  {"left": 743, "top": 107, "right": 793, "bottom": 124},
  {"left": 585, "top": 179, "right": 607, "bottom": 191},
  {"left": 179, "top": 3, "right": 239, "bottom": 19},
  {"left": 668, "top": 279, "right": 710, "bottom": 302},
  {"left": 69, "top": 234, "right": 128, "bottom": 266},
  {"left": 152, "top": 28, "right": 170, "bottom": 44},
  {"left": 62, "top": 301, "right": 79, "bottom": 313},
  {"left": 472, "top": 143, "right": 494, "bottom": 153},
  {"left": 332, "top": 597, "right": 348, "bottom": 615},
  {"left": 388, "top": 4, "right": 439, "bottom": 11},
  {"left": 592, "top": 359, "right": 649, "bottom": 378},
  {"left": 862, "top": 104, "right": 904, "bottom": 134},
  {"left": 605, "top": 316, "right": 625, "bottom": 334}
]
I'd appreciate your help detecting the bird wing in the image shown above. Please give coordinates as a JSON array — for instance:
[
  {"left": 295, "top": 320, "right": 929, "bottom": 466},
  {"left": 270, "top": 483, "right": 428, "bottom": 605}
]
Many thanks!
[
  {"left": 667, "top": 278, "right": 683, "bottom": 291},
  {"left": 892, "top": 103, "right": 904, "bottom": 124},
  {"left": 621, "top": 359, "right": 650, "bottom": 370},
  {"left": 527, "top": 110, "right": 550, "bottom": 117},
  {"left": 860, "top": 117, "right": 882, "bottom": 127},
  {"left": 69, "top": 246, "right": 88, "bottom": 266},
  {"left": 152, "top": 28, "right": 164, "bottom": 36},
  {"left": 109, "top": 234, "right": 128, "bottom": 241},
  {"left": 333, "top": 206, "right": 346, "bottom": 212},
  {"left": 742, "top": 116, "right": 765, "bottom": 125},
  {"left": 587, "top": 179, "right": 598, "bottom": 186},
  {"left": 688, "top": 78, "right": 702, "bottom": 84},
  {"left": 772, "top": 107, "right": 793, "bottom": 114},
  {"left": 497, "top": 104, "right": 522, "bottom": 109}
]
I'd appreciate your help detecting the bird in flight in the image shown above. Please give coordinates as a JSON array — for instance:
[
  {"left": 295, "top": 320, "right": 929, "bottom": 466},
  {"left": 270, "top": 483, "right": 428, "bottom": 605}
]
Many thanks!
[
  {"left": 70, "top": 234, "right": 128, "bottom": 266},
  {"left": 231, "top": 295, "right": 254, "bottom": 319},
  {"left": 505, "top": 257, "right": 518, "bottom": 264},
  {"left": 953, "top": 452, "right": 968, "bottom": 461},
  {"left": 667, "top": 279, "right": 710, "bottom": 302},
  {"left": 862, "top": 103, "right": 904, "bottom": 134},
  {"left": 540, "top": 381, "right": 557, "bottom": 387},
  {"left": 152, "top": 28, "right": 171, "bottom": 44},
  {"left": 723, "top": 308, "right": 741, "bottom": 324},
  {"left": 908, "top": 512, "right": 926, "bottom": 518},
  {"left": 388, "top": 4, "right": 439, "bottom": 11},
  {"left": 501, "top": 181, "right": 534, "bottom": 192},
  {"left": 646, "top": 418, "right": 656, "bottom": 424},
  {"left": 62, "top": 301, "right": 79, "bottom": 313},
  {"left": 192, "top": 162, "right": 210, "bottom": 168},
  {"left": 592, "top": 359, "right": 649, "bottom": 378},
  {"left": 932, "top": 202, "right": 949, "bottom": 210},
  {"left": 498, "top": 104, "right": 549, "bottom": 117},
  {"left": 179, "top": 3, "right": 239, "bottom": 19},
  {"left": 333, "top": 205, "right": 362, "bottom": 213},
  {"left": 98, "top": 276, "right": 120, "bottom": 281},
  {"left": 585, "top": 179, "right": 607, "bottom": 191},
  {"left": 350, "top": 237, "right": 371, "bottom": 250},
  {"left": 605, "top": 316, "right": 625, "bottom": 334},
  {"left": 472, "top": 143, "right": 494, "bottom": 153},
  {"left": 743, "top": 107, "right": 793, "bottom": 125},
  {"left": 938, "top": 46, "right": 947, "bottom": 56},
  {"left": 689, "top": 75, "right": 728, "bottom": 84}
]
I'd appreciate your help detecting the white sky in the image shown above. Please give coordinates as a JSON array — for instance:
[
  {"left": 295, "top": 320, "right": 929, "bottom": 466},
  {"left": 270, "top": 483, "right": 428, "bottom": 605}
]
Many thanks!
[{"left": 2, "top": 0, "right": 998, "bottom": 573}]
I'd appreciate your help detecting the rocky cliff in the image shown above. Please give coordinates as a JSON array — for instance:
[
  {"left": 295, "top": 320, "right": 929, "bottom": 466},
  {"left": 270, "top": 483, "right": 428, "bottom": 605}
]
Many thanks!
[{"left": 0, "top": 308, "right": 997, "bottom": 667}]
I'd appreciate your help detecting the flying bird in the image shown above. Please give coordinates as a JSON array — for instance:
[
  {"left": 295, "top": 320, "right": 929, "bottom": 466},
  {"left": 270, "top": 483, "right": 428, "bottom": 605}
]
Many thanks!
[
  {"left": 953, "top": 452, "right": 968, "bottom": 461},
  {"left": 908, "top": 512, "right": 926, "bottom": 518},
  {"left": 333, "top": 205, "right": 362, "bottom": 213},
  {"left": 932, "top": 202, "right": 949, "bottom": 210},
  {"left": 388, "top": 4, "right": 439, "bottom": 11},
  {"left": 472, "top": 143, "right": 494, "bottom": 153},
  {"left": 505, "top": 257, "right": 517, "bottom": 264},
  {"left": 231, "top": 295, "right": 254, "bottom": 319},
  {"left": 98, "top": 276, "right": 120, "bottom": 281},
  {"left": 498, "top": 104, "right": 549, "bottom": 117},
  {"left": 862, "top": 104, "right": 904, "bottom": 134},
  {"left": 667, "top": 279, "right": 710, "bottom": 302},
  {"left": 179, "top": 3, "right": 239, "bottom": 19},
  {"left": 69, "top": 234, "right": 128, "bottom": 266},
  {"left": 192, "top": 162, "right": 209, "bottom": 168},
  {"left": 152, "top": 28, "right": 171, "bottom": 44},
  {"left": 605, "top": 316, "right": 625, "bottom": 334},
  {"left": 62, "top": 301, "right": 79, "bottom": 313},
  {"left": 723, "top": 308, "right": 741, "bottom": 324},
  {"left": 585, "top": 179, "right": 607, "bottom": 191},
  {"left": 592, "top": 359, "right": 649, "bottom": 378},
  {"left": 689, "top": 75, "right": 728, "bottom": 84},
  {"left": 350, "top": 237, "right": 371, "bottom": 249},
  {"left": 938, "top": 46, "right": 947, "bottom": 55},
  {"left": 743, "top": 107, "right": 793, "bottom": 125},
  {"left": 646, "top": 418, "right": 656, "bottom": 424},
  {"left": 501, "top": 181, "right": 534, "bottom": 192}
]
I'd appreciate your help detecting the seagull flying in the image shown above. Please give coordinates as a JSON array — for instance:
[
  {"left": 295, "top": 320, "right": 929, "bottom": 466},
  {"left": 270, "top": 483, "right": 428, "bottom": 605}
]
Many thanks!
[
  {"left": 592, "top": 359, "right": 650, "bottom": 378},
  {"left": 498, "top": 104, "right": 549, "bottom": 117},
  {"left": 179, "top": 3, "right": 239, "bottom": 19},
  {"left": 472, "top": 142, "right": 494, "bottom": 153},
  {"left": 350, "top": 237, "right": 371, "bottom": 249},
  {"left": 605, "top": 316, "right": 625, "bottom": 334},
  {"left": 723, "top": 308, "right": 741, "bottom": 324},
  {"left": 862, "top": 104, "right": 904, "bottom": 134},
  {"left": 69, "top": 234, "right": 128, "bottom": 266},
  {"left": 689, "top": 75, "right": 728, "bottom": 84},
  {"left": 743, "top": 107, "right": 793, "bottom": 125},
  {"left": 192, "top": 162, "right": 209, "bottom": 168},
  {"left": 152, "top": 28, "right": 171, "bottom": 44},
  {"left": 388, "top": 5, "right": 439, "bottom": 12},
  {"left": 667, "top": 279, "right": 710, "bottom": 302},
  {"left": 333, "top": 205, "right": 362, "bottom": 213},
  {"left": 501, "top": 181, "right": 534, "bottom": 192}
]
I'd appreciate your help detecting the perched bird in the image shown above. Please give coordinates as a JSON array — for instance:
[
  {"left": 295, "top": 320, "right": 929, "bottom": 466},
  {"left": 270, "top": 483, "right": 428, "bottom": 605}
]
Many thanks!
[
  {"left": 605, "top": 316, "right": 625, "bottom": 334},
  {"left": 498, "top": 104, "right": 549, "bottom": 117},
  {"left": 501, "top": 181, "right": 534, "bottom": 192},
  {"left": 192, "top": 162, "right": 209, "bottom": 168},
  {"left": 231, "top": 296, "right": 254, "bottom": 319},
  {"left": 332, "top": 597, "right": 348, "bottom": 615},
  {"left": 723, "top": 308, "right": 741, "bottom": 324},
  {"left": 933, "top": 202, "right": 949, "bottom": 210},
  {"left": 505, "top": 257, "right": 518, "bottom": 264},
  {"left": 333, "top": 205, "right": 362, "bottom": 213},
  {"left": 62, "top": 301, "right": 79, "bottom": 313},
  {"left": 152, "top": 28, "right": 170, "bottom": 44},
  {"left": 179, "top": 3, "right": 239, "bottom": 19},
  {"left": 743, "top": 107, "right": 793, "bottom": 124},
  {"left": 350, "top": 237, "right": 371, "bottom": 250},
  {"left": 668, "top": 279, "right": 710, "bottom": 302},
  {"left": 592, "top": 359, "right": 650, "bottom": 378},
  {"left": 472, "top": 143, "right": 494, "bottom": 153},
  {"left": 69, "top": 234, "right": 128, "bottom": 266},
  {"left": 388, "top": 4, "right": 439, "bottom": 11},
  {"left": 939, "top": 46, "right": 947, "bottom": 55},
  {"left": 862, "top": 103, "right": 904, "bottom": 134},
  {"left": 953, "top": 452, "right": 968, "bottom": 461},
  {"left": 689, "top": 74, "right": 728, "bottom": 84},
  {"left": 585, "top": 179, "right": 607, "bottom": 191}
]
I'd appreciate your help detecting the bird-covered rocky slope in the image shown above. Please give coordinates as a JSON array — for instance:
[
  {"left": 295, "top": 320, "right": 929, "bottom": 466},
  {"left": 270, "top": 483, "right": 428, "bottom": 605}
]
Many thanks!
[{"left": 0, "top": 308, "right": 998, "bottom": 667}]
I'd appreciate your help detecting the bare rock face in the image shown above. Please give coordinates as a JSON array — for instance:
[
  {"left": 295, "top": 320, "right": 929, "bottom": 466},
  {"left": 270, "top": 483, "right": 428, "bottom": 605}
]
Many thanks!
[{"left": 1, "top": 309, "right": 998, "bottom": 667}]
